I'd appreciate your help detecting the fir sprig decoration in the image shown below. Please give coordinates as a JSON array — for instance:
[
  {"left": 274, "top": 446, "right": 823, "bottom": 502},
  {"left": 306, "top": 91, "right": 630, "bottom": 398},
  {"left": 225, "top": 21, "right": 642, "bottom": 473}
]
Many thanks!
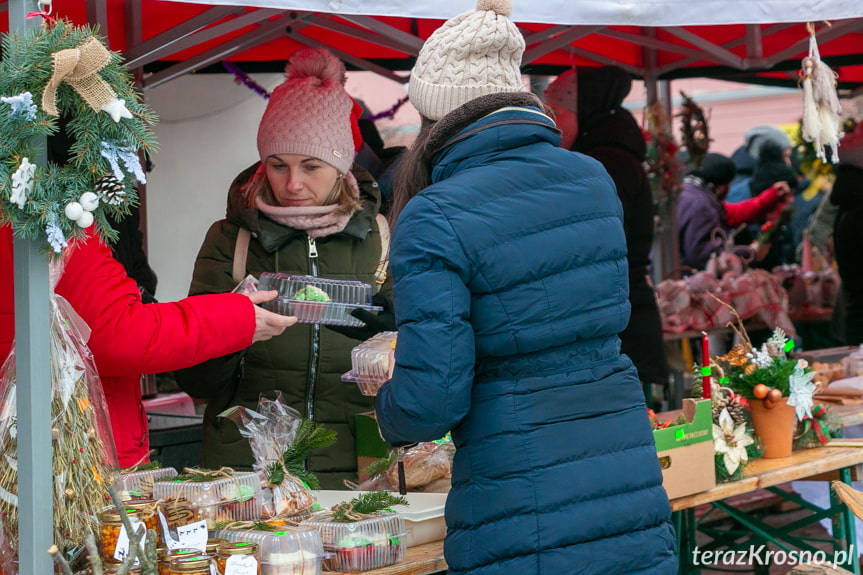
[
  {"left": 331, "top": 492, "right": 408, "bottom": 522},
  {"left": 0, "top": 19, "right": 158, "bottom": 253},
  {"left": 363, "top": 450, "right": 397, "bottom": 478},
  {"left": 272, "top": 419, "right": 337, "bottom": 490}
]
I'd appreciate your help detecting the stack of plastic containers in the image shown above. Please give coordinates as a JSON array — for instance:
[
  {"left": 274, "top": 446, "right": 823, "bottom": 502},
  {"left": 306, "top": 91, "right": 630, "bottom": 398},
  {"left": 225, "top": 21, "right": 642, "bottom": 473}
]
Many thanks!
[
  {"left": 257, "top": 273, "right": 382, "bottom": 327},
  {"left": 152, "top": 472, "right": 262, "bottom": 528},
  {"left": 212, "top": 526, "right": 325, "bottom": 574},
  {"left": 117, "top": 467, "right": 178, "bottom": 500},
  {"left": 301, "top": 512, "right": 406, "bottom": 572},
  {"left": 341, "top": 332, "right": 397, "bottom": 396}
]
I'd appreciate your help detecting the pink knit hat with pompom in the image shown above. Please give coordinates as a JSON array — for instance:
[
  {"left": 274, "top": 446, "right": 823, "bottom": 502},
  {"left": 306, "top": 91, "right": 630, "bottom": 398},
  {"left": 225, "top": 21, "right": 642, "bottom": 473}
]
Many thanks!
[{"left": 257, "top": 48, "right": 356, "bottom": 174}]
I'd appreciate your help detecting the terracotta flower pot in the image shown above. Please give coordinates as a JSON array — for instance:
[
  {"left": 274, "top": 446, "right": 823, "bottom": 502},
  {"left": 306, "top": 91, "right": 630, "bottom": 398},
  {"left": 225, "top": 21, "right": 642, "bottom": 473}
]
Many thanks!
[{"left": 749, "top": 397, "right": 797, "bottom": 458}]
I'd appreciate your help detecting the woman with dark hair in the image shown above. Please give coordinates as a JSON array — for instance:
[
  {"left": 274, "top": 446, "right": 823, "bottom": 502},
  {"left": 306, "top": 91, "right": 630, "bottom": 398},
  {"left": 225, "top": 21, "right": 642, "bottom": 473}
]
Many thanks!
[{"left": 375, "top": 2, "right": 677, "bottom": 574}]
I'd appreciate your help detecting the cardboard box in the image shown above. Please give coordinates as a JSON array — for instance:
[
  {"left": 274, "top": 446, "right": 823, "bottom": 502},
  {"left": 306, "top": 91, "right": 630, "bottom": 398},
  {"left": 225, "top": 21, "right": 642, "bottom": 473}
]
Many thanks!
[
  {"left": 356, "top": 411, "right": 391, "bottom": 482},
  {"left": 654, "top": 398, "right": 716, "bottom": 499}
]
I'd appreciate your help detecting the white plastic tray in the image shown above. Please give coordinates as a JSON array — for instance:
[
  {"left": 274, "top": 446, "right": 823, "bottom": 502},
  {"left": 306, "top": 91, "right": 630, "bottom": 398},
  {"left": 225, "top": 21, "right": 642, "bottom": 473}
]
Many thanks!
[{"left": 312, "top": 490, "right": 447, "bottom": 548}]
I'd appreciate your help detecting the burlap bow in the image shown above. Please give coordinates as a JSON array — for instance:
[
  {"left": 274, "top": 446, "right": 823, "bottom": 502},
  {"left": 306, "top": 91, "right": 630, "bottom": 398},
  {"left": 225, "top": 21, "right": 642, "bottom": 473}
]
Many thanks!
[{"left": 41, "top": 37, "right": 116, "bottom": 116}]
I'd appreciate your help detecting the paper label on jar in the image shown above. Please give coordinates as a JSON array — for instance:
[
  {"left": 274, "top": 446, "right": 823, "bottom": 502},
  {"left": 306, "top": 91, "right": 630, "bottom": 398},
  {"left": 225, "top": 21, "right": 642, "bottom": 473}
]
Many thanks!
[
  {"left": 175, "top": 519, "right": 208, "bottom": 551},
  {"left": 225, "top": 554, "right": 258, "bottom": 575},
  {"left": 113, "top": 516, "right": 143, "bottom": 564}
]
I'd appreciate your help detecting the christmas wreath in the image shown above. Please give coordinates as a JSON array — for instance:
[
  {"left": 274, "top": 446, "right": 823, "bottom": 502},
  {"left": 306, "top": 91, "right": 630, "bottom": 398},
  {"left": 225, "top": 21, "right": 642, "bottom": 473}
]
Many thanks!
[
  {"left": 677, "top": 91, "right": 710, "bottom": 169},
  {"left": 0, "top": 19, "right": 158, "bottom": 253}
]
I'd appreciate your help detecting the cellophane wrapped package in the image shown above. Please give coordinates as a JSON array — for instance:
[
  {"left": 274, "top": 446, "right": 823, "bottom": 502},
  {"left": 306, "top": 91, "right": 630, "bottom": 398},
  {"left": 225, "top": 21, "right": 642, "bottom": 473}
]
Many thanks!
[{"left": 219, "top": 393, "right": 316, "bottom": 519}]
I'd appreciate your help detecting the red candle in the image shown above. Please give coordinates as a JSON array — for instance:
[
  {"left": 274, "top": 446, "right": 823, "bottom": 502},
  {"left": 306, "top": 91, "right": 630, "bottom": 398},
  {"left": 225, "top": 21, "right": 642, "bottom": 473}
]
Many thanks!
[{"left": 701, "top": 331, "right": 711, "bottom": 399}]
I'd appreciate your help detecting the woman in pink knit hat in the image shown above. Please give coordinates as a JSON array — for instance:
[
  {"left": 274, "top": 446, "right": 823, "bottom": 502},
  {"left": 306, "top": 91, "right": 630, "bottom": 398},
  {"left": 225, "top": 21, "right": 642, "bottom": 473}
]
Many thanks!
[{"left": 175, "top": 48, "right": 394, "bottom": 488}]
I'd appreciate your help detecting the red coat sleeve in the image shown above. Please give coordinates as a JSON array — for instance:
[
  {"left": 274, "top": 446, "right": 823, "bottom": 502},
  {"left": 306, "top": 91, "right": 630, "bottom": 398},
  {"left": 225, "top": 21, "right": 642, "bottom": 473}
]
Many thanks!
[
  {"left": 723, "top": 186, "right": 780, "bottom": 229},
  {"left": 54, "top": 230, "right": 256, "bottom": 377}
]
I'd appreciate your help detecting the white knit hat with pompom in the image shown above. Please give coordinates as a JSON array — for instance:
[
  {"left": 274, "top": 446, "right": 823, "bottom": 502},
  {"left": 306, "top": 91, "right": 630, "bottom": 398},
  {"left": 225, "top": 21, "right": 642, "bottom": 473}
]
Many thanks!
[
  {"left": 257, "top": 48, "right": 355, "bottom": 174},
  {"left": 408, "top": 0, "right": 526, "bottom": 121}
]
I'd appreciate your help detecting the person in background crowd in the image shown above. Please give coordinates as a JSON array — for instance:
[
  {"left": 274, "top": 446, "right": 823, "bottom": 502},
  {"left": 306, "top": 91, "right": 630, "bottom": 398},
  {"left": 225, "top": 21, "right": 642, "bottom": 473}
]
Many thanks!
[
  {"left": 727, "top": 125, "right": 793, "bottom": 203},
  {"left": 677, "top": 153, "right": 791, "bottom": 270},
  {"left": 374, "top": 1, "right": 677, "bottom": 573},
  {"left": 174, "top": 48, "right": 394, "bottom": 488},
  {"left": 746, "top": 140, "right": 799, "bottom": 269},
  {"left": 831, "top": 123, "right": 863, "bottom": 345},
  {"left": 544, "top": 65, "right": 669, "bottom": 406},
  {"left": 0, "top": 225, "right": 294, "bottom": 466}
]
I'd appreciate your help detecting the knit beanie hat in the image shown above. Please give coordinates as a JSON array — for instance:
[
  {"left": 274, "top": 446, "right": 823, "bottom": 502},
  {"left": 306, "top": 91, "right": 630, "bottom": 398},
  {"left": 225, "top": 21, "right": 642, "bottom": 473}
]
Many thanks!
[
  {"left": 744, "top": 125, "right": 792, "bottom": 161},
  {"left": 408, "top": 0, "right": 526, "bottom": 121},
  {"left": 544, "top": 69, "right": 577, "bottom": 114},
  {"left": 257, "top": 48, "right": 356, "bottom": 174},
  {"left": 691, "top": 153, "right": 737, "bottom": 186}
]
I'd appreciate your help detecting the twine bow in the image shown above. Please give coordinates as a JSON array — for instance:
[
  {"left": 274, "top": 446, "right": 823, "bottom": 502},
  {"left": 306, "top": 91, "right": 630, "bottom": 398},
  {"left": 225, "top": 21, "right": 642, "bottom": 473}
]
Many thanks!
[
  {"left": 41, "top": 37, "right": 116, "bottom": 117},
  {"left": 800, "top": 403, "right": 831, "bottom": 445}
]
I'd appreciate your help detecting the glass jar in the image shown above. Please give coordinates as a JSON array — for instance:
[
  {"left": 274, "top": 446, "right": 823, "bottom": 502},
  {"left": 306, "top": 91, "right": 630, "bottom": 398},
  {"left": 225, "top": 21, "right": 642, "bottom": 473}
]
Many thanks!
[
  {"left": 206, "top": 538, "right": 226, "bottom": 559},
  {"left": 124, "top": 498, "right": 161, "bottom": 545},
  {"left": 98, "top": 509, "right": 143, "bottom": 563},
  {"left": 157, "top": 548, "right": 204, "bottom": 575},
  {"left": 170, "top": 555, "right": 213, "bottom": 575},
  {"left": 216, "top": 542, "right": 261, "bottom": 575}
]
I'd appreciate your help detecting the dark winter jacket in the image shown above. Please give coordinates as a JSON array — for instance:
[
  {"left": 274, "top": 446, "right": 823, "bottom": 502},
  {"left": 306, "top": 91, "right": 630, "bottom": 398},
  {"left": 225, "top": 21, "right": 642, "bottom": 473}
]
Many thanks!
[
  {"left": 677, "top": 178, "right": 726, "bottom": 269},
  {"left": 375, "top": 98, "right": 677, "bottom": 575},
  {"left": 573, "top": 106, "right": 668, "bottom": 385},
  {"left": 832, "top": 164, "right": 863, "bottom": 343},
  {"left": 174, "top": 163, "right": 389, "bottom": 489}
]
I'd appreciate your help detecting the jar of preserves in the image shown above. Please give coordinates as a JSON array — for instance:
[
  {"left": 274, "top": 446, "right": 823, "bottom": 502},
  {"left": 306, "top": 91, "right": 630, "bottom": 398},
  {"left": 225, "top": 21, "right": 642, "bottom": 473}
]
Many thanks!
[
  {"left": 216, "top": 542, "right": 261, "bottom": 575},
  {"left": 170, "top": 555, "right": 213, "bottom": 575},
  {"left": 157, "top": 548, "right": 204, "bottom": 575},
  {"left": 98, "top": 509, "right": 143, "bottom": 563},
  {"left": 124, "top": 499, "right": 161, "bottom": 545},
  {"left": 206, "top": 538, "right": 226, "bottom": 559}
]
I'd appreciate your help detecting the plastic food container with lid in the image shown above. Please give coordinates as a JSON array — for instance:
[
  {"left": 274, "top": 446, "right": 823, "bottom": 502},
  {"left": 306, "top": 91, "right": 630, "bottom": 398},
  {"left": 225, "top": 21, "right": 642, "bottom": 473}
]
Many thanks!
[
  {"left": 257, "top": 273, "right": 382, "bottom": 327},
  {"left": 341, "top": 331, "right": 397, "bottom": 396},
  {"left": 212, "top": 525, "right": 324, "bottom": 575},
  {"left": 301, "top": 511, "right": 406, "bottom": 572},
  {"left": 117, "top": 467, "right": 178, "bottom": 499},
  {"left": 152, "top": 472, "right": 263, "bottom": 528}
]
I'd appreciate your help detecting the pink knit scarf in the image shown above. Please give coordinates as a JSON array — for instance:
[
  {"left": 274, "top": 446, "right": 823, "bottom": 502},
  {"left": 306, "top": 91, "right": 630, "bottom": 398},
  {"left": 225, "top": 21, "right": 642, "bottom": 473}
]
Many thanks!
[{"left": 255, "top": 172, "right": 360, "bottom": 238}]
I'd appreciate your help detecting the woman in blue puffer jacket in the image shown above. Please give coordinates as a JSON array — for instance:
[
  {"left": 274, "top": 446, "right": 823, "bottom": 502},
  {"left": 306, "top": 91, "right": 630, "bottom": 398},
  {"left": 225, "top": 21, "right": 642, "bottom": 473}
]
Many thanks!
[{"left": 373, "top": 2, "right": 678, "bottom": 574}]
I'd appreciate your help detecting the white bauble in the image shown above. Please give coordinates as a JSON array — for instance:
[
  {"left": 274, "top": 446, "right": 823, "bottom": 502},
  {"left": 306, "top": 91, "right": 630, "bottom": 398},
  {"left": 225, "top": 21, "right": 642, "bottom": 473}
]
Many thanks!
[
  {"left": 75, "top": 211, "right": 94, "bottom": 228},
  {"left": 64, "top": 202, "right": 84, "bottom": 221},
  {"left": 79, "top": 191, "right": 99, "bottom": 212}
]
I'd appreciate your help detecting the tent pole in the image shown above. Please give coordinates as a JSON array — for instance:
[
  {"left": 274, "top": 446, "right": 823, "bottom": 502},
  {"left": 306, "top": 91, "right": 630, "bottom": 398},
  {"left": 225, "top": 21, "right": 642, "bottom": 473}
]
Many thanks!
[{"left": 8, "top": 2, "right": 54, "bottom": 574}]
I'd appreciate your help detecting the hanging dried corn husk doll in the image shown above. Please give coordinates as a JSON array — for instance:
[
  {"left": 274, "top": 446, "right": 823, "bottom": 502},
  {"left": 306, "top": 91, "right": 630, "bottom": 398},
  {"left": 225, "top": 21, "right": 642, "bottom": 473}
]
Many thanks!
[{"left": 800, "top": 23, "right": 843, "bottom": 163}]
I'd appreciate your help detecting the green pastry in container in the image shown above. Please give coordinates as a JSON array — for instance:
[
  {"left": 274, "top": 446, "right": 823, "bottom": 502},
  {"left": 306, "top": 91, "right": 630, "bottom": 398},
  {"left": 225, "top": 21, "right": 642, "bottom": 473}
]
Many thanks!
[{"left": 292, "top": 285, "right": 330, "bottom": 322}]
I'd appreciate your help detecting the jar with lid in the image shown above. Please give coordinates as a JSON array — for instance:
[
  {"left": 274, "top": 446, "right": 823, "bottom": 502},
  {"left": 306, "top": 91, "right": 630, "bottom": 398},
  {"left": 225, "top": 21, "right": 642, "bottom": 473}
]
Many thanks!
[
  {"left": 216, "top": 542, "right": 261, "bottom": 575},
  {"left": 170, "top": 555, "right": 213, "bottom": 575},
  {"left": 124, "top": 498, "right": 162, "bottom": 545},
  {"left": 206, "top": 538, "right": 226, "bottom": 559},
  {"left": 157, "top": 547, "right": 204, "bottom": 575},
  {"left": 98, "top": 508, "right": 143, "bottom": 563}
]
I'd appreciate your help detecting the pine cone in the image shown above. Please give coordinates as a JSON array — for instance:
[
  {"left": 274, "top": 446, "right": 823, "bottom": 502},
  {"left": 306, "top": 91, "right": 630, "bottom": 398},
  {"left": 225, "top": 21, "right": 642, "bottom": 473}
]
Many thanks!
[
  {"left": 713, "top": 395, "right": 746, "bottom": 425},
  {"left": 95, "top": 175, "right": 126, "bottom": 205}
]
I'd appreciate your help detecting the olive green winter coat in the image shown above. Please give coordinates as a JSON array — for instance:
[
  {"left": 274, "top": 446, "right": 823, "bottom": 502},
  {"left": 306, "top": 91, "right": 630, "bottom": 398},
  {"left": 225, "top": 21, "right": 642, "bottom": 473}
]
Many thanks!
[{"left": 174, "top": 164, "right": 390, "bottom": 489}]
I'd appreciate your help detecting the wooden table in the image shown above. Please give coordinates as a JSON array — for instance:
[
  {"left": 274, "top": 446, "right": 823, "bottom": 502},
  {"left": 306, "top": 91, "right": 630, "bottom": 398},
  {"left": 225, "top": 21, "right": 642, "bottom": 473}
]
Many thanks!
[
  {"left": 329, "top": 541, "right": 446, "bottom": 575},
  {"left": 672, "top": 446, "right": 863, "bottom": 575}
]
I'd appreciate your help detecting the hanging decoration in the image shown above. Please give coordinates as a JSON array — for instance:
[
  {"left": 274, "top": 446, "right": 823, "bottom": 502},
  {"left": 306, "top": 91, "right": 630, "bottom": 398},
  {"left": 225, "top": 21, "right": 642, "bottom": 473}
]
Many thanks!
[
  {"left": 0, "top": 19, "right": 158, "bottom": 253},
  {"left": 221, "top": 60, "right": 410, "bottom": 123},
  {"left": 222, "top": 61, "right": 271, "bottom": 100},
  {"left": 800, "top": 22, "right": 844, "bottom": 163},
  {"left": 643, "top": 102, "right": 684, "bottom": 201},
  {"left": 677, "top": 91, "right": 710, "bottom": 169}
]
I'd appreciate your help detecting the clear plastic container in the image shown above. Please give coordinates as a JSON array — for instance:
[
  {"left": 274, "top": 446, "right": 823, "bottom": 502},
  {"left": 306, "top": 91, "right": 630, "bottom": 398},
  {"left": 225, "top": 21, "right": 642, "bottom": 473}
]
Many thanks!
[
  {"left": 152, "top": 472, "right": 263, "bottom": 528},
  {"left": 257, "top": 273, "right": 382, "bottom": 327},
  {"left": 212, "top": 526, "right": 324, "bottom": 575},
  {"left": 341, "top": 332, "right": 397, "bottom": 396},
  {"left": 301, "top": 512, "right": 406, "bottom": 572},
  {"left": 117, "top": 467, "right": 178, "bottom": 499}
]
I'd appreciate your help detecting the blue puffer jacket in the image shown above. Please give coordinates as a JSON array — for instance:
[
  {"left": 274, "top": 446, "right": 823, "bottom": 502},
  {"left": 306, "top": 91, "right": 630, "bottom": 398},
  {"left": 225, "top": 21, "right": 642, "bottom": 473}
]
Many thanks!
[{"left": 375, "top": 104, "right": 677, "bottom": 575}]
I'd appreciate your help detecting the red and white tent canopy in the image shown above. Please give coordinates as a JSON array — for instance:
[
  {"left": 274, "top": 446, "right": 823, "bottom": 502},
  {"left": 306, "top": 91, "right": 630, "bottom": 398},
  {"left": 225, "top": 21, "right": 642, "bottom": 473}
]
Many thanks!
[{"left": 3, "top": 0, "right": 863, "bottom": 89}]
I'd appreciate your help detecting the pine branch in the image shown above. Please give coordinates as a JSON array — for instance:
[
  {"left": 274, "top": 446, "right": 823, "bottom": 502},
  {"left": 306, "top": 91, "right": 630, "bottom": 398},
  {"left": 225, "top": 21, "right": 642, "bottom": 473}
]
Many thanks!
[
  {"left": 331, "top": 492, "right": 408, "bottom": 522},
  {"left": 363, "top": 451, "right": 397, "bottom": 478}
]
